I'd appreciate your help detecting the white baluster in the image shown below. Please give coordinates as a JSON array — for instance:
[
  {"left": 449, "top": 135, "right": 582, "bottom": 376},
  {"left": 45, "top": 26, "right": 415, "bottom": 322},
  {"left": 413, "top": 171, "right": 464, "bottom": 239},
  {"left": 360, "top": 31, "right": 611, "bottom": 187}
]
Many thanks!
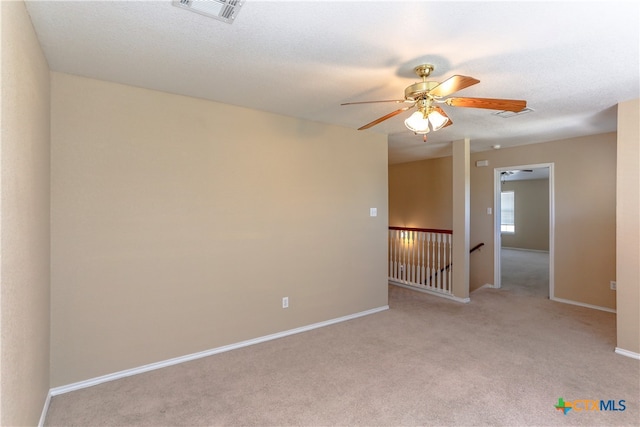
[
  {"left": 408, "top": 231, "right": 413, "bottom": 284},
  {"left": 393, "top": 230, "right": 398, "bottom": 281},
  {"left": 413, "top": 231, "right": 418, "bottom": 285},
  {"left": 428, "top": 233, "right": 432, "bottom": 288},
  {"left": 448, "top": 234, "right": 452, "bottom": 293},
  {"left": 410, "top": 231, "right": 415, "bottom": 285},
  {"left": 393, "top": 230, "right": 399, "bottom": 280},
  {"left": 396, "top": 230, "right": 401, "bottom": 281},
  {"left": 420, "top": 232, "right": 425, "bottom": 287},
  {"left": 400, "top": 230, "right": 404, "bottom": 282},
  {"left": 406, "top": 232, "right": 409, "bottom": 283},
  {"left": 406, "top": 231, "right": 411, "bottom": 284},
  {"left": 412, "top": 231, "right": 418, "bottom": 285},
  {"left": 442, "top": 233, "right": 448, "bottom": 292},
  {"left": 398, "top": 231, "right": 404, "bottom": 280},
  {"left": 425, "top": 233, "right": 430, "bottom": 288},
  {"left": 412, "top": 231, "right": 420, "bottom": 285},
  {"left": 428, "top": 232, "right": 433, "bottom": 287},
  {"left": 436, "top": 233, "right": 442, "bottom": 290},
  {"left": 405, "top": 231, "right": 409, "bottom": 283},
  {"left": 434, "top": 233, "right": 439, "bottom": 289},
  {"left": 388, "top": 230, "right": 392, "bottom": 280}
]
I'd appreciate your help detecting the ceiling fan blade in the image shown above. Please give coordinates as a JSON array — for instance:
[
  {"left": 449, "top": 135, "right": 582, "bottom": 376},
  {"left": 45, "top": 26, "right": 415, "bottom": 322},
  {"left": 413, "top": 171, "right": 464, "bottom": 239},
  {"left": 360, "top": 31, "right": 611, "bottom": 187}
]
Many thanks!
[
  {"left": 445, "top": 97, "right": 527, "bottom": 112},
  {"left": 430, "top": 75, "right": 480, "bottom": 97},
  {"left": 358, "top": 105, "right": 414, "bottom": 130},
  {"left": 433, "top": 106, "right": 453, "bottom": 128},
  {"left": 341, "top": 99, "right": 410, "bottom": 106}
]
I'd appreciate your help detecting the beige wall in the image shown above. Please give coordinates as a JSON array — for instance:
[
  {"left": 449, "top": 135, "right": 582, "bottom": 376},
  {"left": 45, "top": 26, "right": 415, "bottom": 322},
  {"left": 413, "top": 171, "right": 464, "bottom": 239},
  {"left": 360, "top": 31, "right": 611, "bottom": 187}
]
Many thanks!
[
  {"left": 0, "top": 1, "right": 51, "bottom": 425},
  {"left": 388, "top": 156, "right": 452, "bottom": 230},
  {"left": 616, "top": 99, "right": 639, "bottom": 354},
  {"left": 471, "top": 134, "right": 617, "bottom": 308},
  {"left": 501, "top": 179, "right": 549, "bottom": 251},
  {"left": 50, "top": 73, "right": 389, "bottom": 387}
]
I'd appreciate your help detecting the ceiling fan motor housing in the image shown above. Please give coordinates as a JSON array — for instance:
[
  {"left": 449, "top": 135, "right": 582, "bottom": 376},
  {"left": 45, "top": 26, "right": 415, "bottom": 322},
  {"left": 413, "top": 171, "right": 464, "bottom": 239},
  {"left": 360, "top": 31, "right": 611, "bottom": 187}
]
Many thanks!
[{"left": 404, "top": 81, "right": 439, "bottom": 101}]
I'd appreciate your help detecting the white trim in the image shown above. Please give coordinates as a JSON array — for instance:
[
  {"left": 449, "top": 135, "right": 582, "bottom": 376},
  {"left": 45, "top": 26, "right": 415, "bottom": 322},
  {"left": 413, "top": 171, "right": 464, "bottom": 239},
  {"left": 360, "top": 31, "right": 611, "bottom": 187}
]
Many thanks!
[
  {"left": 38, "top": 391, "right": 52, "bottom": 427},
  {"left": 494, "top": 163, "right": 554, "bottom": 295},
  {"left": 494, "top": 169, "right": 502, "bottom": 288},
  {"left": 389, "top": 281, "right": 471, "bottom": 303},
  {"left": 548, "top": 163, "right": 556, "bottom": 300},
  {"left": 615, "top": 347, "right": 640, "bottom": 360},
  {"left": 550, "top": 296, "right": 616, "bottom": 313},
  {"left": 49, "top": 305, "right": 389, "bottom": 397}
]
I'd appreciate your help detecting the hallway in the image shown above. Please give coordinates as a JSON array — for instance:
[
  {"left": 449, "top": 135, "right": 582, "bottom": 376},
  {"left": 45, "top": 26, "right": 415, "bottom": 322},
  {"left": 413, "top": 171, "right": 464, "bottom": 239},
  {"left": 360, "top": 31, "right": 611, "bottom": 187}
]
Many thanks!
[{"left": 501, "top": 248, "right": 549, "bottom": 298}]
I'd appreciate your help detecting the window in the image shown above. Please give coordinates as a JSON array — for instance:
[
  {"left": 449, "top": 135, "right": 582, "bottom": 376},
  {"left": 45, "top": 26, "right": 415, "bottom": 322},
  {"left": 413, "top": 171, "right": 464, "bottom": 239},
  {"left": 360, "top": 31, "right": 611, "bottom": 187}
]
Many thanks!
[{"left": 501, "top": 191, "right": 515, "bottom": 233}]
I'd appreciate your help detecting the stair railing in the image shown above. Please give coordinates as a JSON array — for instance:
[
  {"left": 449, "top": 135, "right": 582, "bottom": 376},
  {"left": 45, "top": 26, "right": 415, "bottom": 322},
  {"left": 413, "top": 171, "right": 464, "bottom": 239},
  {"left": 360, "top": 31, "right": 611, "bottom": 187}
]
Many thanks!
[{"left": 389, "top": 226, "right": 484, "bottom": 297}]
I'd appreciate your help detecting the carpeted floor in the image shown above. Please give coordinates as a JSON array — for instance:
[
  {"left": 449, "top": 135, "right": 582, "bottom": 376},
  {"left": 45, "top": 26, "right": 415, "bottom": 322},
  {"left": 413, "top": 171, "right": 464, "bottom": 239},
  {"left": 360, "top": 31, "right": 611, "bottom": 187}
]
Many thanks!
[
  {"left": 501, "top": 247, "right": 549, "bottom": 298},
  {"left": 45, "top": 251, "right": 638, "bottom": 426}
]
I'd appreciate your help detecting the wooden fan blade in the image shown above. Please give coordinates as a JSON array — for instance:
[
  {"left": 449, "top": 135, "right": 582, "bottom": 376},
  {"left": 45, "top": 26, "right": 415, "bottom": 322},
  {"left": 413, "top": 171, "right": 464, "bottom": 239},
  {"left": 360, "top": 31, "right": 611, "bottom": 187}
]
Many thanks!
[
  {"left": 340, "top": 99, "right": 413, "bottom": 105},
  {"left": 358, "top": 105, "right": 414, "bottom": 130},
  {"left": 433, "top": 106, "right": 453, "bottom": 128},
  {"left": 445, "top": 97, "right": 527, "bottom": 112},
  {"left": 430, "top": 75, "right": 480, "bottom": 97},
  {"left": 341, "top": 99, "right": 409, "bottom": 106}
]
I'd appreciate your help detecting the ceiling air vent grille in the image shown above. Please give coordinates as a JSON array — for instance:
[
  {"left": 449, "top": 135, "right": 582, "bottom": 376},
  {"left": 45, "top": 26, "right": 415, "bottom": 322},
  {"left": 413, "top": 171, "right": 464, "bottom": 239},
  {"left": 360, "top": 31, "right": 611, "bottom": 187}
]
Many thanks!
[
  {"left": 493, "top": 107, "right": 534, "bottom": 118},
  {"left": 173, "top": 0, "right": 244, "bottom": 24}
]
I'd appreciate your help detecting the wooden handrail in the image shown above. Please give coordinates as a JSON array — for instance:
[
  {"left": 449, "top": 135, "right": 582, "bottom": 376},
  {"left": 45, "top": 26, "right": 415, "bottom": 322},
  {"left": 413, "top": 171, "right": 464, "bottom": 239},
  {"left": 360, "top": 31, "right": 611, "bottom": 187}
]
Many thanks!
[
  {"left": 470, "top": 242, "right": 485, "bottom": 253},
  {"left": 389, "top": 226, "right": 453, "bottom": 235},
  {"left": 428, "top": 242, "right": 485, "bottom": 282}
]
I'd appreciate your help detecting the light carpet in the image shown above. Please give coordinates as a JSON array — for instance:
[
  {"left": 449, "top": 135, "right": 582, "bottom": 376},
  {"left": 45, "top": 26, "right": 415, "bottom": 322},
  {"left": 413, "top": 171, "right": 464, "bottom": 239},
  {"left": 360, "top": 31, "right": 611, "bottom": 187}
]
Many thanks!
[{"left": 45, "top": 250, "right": 638, "bottom": 426}]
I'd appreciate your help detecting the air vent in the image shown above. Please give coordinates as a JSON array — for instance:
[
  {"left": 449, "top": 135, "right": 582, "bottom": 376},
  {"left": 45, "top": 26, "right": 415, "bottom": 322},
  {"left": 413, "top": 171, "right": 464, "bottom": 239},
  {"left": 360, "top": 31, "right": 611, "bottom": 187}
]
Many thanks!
[
  {"left": 493, "top": 107, "right": 534, "bottom": 118},
  {"left": 173, "top": 0, "right": 244, "bottom": 24}
]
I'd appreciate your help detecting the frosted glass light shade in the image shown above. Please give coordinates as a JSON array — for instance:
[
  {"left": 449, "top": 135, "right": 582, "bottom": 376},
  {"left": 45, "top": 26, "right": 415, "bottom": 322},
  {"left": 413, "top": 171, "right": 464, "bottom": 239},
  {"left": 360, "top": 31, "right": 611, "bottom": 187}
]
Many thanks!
[
  {"left": 404, "top": 111, "right": 430, "bottom": 134},
  {"left": 428, "top": 110, "right": 449, "bottom": 131}
]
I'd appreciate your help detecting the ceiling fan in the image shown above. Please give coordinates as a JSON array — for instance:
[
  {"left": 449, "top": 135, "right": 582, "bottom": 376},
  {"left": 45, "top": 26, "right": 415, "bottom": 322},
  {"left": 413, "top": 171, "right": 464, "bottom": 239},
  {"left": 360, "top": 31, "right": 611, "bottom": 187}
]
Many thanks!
[
  {"left": 501, "top": 169, "right": 534, "bottom": 183},
  {"left": 501, "top": 170, "right": 534, "bottom": 175},
  {"left": 341, "top": 64, "right": 527, "bottom": 141}
]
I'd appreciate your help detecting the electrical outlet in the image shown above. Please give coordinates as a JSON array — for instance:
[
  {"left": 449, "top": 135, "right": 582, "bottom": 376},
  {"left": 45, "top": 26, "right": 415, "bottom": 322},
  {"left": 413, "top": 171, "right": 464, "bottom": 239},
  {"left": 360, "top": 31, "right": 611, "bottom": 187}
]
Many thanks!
[
  {"left": 282, "top": 297, "right": 289, "bottom": 308},
  {"left": 610, "top": 281, "right": 616, "bottom": 291}
]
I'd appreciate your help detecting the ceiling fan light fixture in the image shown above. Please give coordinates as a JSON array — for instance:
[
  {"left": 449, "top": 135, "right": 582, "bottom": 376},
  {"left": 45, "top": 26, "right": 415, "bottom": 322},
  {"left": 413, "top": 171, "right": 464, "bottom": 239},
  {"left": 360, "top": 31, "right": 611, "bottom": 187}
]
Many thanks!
[
  {"left": 404, "top": 111, "right": 430, "bottom": 134},
  {"left": 404, "top": 108, "right": 449, "bottom": 134}
]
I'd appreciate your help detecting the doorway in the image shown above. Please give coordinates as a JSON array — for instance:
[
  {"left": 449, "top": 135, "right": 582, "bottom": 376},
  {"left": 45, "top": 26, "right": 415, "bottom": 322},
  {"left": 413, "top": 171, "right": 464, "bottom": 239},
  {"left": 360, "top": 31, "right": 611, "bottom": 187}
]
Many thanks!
[{"left": 493, "top": 163, "right": 554, "bottom": 298}]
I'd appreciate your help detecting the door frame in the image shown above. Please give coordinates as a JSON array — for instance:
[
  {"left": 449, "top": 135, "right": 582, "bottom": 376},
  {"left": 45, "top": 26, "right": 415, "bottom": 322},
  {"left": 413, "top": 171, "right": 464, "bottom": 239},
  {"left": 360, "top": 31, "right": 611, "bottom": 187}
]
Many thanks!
[{"left": 493, "top": 162, "right": 555, "bottom": 298}]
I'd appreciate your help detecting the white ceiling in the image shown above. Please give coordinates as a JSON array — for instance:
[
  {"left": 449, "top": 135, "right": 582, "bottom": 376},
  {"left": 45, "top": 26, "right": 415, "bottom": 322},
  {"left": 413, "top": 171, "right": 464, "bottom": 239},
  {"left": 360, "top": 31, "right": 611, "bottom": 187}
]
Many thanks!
[{"left": 25, "top": 1, "right": 639, "bottom": 164}]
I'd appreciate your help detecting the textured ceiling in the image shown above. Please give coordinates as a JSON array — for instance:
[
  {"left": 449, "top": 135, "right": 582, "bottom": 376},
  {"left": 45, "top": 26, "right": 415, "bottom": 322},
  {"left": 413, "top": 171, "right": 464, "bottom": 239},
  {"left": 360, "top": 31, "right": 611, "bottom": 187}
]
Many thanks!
[{"left": 25, "top": 1, "right": 639, "bottom": 164}]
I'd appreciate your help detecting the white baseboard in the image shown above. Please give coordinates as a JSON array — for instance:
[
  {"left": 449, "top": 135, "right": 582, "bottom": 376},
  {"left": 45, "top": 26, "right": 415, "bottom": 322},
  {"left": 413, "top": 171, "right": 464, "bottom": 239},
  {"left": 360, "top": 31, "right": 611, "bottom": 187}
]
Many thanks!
[
  {"left": 48, "top": 305, "right": 389, "bottom": 398},
  {"left": 550, "top": 296, "right": 616, "bottom": 313},
  {"left": 615, "top": 347, "right": 640, "bottom": 360},
  {"left": 389, "top": 281, "right": 470, "bottom": 303},
  {"left": 38, "top": 390, "right": 52, "bottom": 427}
]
